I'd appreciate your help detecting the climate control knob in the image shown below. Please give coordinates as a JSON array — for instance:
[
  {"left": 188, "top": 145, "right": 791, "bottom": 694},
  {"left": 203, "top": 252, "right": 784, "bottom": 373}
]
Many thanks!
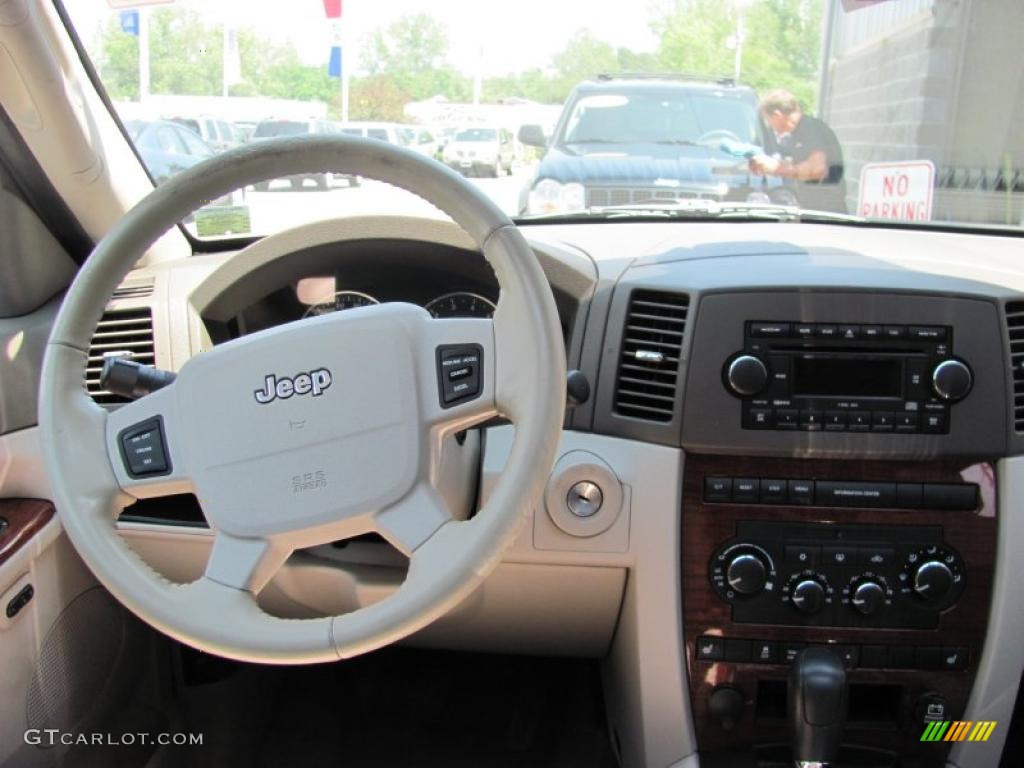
[
  {"left": 851, "top": 580, "right": 887, "bottom": 616},
  {"left": 791, "top": 579, "right": 826, "bottom": 615},
  {"left": 726, "top": 554, "right": 768, "bottom": 596},
  {"left": 913, "top": 560, "right": 955, "bottom": 602},
  {"left": 725, "top": 355, "right": 768, "bottom": 397},
  {"left": 932, "top": 359, "right": 973, "bottom": 402}
]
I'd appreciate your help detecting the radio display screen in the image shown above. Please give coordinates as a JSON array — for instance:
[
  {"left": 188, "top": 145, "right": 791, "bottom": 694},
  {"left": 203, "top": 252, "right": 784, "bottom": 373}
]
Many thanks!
[{"left": 793, "top": 357, "right": 903, "bottom": 399}]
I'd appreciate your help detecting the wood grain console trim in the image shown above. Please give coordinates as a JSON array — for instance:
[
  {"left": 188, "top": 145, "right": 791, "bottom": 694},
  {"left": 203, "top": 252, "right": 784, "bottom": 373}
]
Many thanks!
[{"left": 0, "top": 498, "right": 55, "bottom": 568}]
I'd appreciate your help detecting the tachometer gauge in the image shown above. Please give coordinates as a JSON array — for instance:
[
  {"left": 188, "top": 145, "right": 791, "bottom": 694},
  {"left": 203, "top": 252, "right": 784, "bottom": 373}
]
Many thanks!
[
  {"left": 424, "top": 292, "right": 496, "bottom": 318},
  {"left": 303, "top": 290, "right": 379, "bottom": 317}
]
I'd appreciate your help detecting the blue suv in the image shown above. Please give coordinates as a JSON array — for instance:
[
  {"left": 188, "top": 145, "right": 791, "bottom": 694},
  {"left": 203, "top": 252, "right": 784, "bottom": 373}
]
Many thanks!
[{"left": 518, "top": 75, "right": 785, "bottom": 215}]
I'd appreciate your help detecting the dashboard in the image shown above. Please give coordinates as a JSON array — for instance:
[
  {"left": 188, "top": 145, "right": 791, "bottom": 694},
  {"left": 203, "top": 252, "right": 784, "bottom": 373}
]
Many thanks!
[{"left": 100, "top": 216, "right": 1024, "bottom": 768}]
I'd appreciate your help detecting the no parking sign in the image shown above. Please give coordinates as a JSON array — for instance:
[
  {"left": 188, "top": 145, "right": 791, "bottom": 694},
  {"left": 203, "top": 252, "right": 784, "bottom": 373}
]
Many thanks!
[{"left": 858, "top": 161, "right": 935, "bottom": 221}]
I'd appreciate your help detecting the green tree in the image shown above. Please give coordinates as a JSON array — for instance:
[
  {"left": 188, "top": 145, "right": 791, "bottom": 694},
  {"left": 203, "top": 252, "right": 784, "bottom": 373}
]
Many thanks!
[{"left": 349, "top": 75, "right": 411, "bottom": 121}]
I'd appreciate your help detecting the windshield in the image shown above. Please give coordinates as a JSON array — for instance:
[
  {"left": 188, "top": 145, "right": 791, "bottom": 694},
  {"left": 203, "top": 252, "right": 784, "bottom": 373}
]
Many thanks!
[
  {"left": 252, "top": 121, "right": 309, "bottom": 138},
  {"left": 64, "top": 0, "right": 1023, "bottom": 236},
  {"left": 562, "top": 92, "right": 760, "bottom": 146},
  {"left": 455, "top": 129, "right": 498, "bottom": 142}
]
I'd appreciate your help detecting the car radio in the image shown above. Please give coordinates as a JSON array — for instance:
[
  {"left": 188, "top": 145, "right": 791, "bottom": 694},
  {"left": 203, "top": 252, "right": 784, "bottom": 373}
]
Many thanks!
[{"left": 723, "top": 321, "right": 973, "bottom": 434}]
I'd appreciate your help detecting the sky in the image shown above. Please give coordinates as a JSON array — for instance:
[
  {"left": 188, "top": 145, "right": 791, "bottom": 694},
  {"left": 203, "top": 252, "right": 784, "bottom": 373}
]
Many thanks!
[{"left": 68, "top": 0, "right": 661, "bottom": 78}]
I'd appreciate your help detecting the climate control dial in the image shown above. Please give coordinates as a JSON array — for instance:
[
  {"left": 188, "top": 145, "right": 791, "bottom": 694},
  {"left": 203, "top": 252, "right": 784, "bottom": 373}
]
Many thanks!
[
  {"left": 710, "top": 544, "right": 776, "bottom": 601},
  {"left": 784, "top": 570, "right": 832, "bottom": 615},
  {"left": 900, "top": 545, "right": 964, "bottom": 606},
  {"left": 842, "top": 573, "right": 893, "bottom": 616}
]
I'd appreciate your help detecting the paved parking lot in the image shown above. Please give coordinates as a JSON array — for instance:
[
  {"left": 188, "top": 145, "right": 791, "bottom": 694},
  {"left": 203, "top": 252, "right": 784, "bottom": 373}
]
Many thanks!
[{"left": 236, "top": 163, "right": 535, "bottom": 235}]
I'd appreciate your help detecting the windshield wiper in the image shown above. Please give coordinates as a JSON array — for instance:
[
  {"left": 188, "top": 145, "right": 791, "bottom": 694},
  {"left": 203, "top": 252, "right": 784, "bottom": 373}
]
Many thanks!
[
  {"left": 564, "top": 138, "right": 624, "bottom": 144},
  {"left": 654, "top": 139, "right": 702, "bottom": 146}
]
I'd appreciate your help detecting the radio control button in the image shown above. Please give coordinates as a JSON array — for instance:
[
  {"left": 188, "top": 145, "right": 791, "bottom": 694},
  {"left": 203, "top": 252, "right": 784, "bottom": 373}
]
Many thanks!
[
  {"left": 815, "top": 324, "right": 838, "bottom": 338},
  {"left": 794, "top": 323, "right": 815, "bottom": 337},
  {"left": 761, "top": 478, "right": 788, "bottom": 503},
  {"left": 848, "top": 412, "right": 871, "bottom": 431},
  {"left": 910, "top": 326, "right": 948, "bottom": 341},
  {"left": 872, "top": 411, "right": 895, "bottom": 431},
  {"left": 747, "top": 407, "right": 773, "bottom": 428},
  {"left": 932, "top": 359, "right": 973, "bottom": 402},
  {"left": 751, "top": 322, "right": 791, "bottom": 338},
  {"left": 824, "top": 411, "right": 847, "bottom": 430},
  {"left": 768, "top": 355, "right": 791, "bottom": 392},
  {"left": 727, "top": 355, "right": 769, "bottom": 396},
  {"left": 883, "top": 325, "right": 907, "bottom": 339},
  {"left": 733, "top": 478, "right": 760, "bottom": 502},
  {"left": 775, "top": 409, "right": 799, "bottom": 428},
  {"left": 921, "top": 411, "right": 947, "bottom": 433},
  {"left": 800, "top": 410, "right": 824, "bottom": 430},
  {"left": 862, "top": 325, "right": 883, "bottom": 339},
  {"left": 788, "top": 480, "right": 815, "bottom": 505},
  {"left": 839, "top": 324, "right": 860, "bottom": 339}
]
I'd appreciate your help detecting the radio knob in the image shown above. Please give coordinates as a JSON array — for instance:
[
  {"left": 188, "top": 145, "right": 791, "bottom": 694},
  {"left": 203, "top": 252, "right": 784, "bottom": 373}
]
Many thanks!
[
  {"left": 726, "top": 553, "right": 768, "bottom": 596},
  {"left": 791, "top": 579, "right": 826, "bottom": 615},
  {"left": 913, "top": 560, "right": 955, "bottom": 602},
  {"left": 851, "top": 580, "right": 887, "bottom": 616},
  {"left": 726, "top": 355, "right": 768, "bottom": 397},
  {"left": 932, "top": 359, "right": 972, "bottom": 402}
]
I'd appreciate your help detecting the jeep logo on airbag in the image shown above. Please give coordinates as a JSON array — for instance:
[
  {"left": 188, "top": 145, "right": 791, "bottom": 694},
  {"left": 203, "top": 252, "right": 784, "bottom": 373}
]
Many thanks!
[{"left": 254, "top": 368, "right": 332, "bottom": 404}]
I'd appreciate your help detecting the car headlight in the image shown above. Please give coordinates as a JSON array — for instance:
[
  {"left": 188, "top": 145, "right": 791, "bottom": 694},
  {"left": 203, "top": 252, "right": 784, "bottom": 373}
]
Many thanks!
[{"left": 527, "top": 179, "right": 586, "bottom": 215}]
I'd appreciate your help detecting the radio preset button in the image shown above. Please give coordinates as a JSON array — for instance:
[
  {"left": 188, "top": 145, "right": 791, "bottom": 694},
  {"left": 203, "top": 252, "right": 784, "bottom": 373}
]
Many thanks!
[
  {"left": 799, "top": 410, "right": 824, "bottom": 430},
  {"left": 815, "top": 324, "right": 839, "bottom": 338},
  {"left": 872, "top": 411, "right": 895, "bottom": 431},
  {"left": 896, "top": 413, "right": 919, "bottom": 432},
  {"left": 775, "top": 409, "right": 799, "bottom": 428},
  {"left": 824, "top": 411, "right": 847, "bottom": 430},
  {"left": 848, "top": 412, "right": 871, "bottom": 431}
]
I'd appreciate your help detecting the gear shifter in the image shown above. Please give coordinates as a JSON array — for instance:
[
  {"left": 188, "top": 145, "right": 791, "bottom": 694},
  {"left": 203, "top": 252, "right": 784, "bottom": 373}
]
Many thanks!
[{"left": 788, "top": 647, "right": 848, "bottom": 768}]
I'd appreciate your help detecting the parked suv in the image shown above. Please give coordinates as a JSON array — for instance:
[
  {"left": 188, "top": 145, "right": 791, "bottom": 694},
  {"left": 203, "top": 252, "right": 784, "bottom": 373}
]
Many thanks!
[
  {"left": 442, "top": 127, "right": 515, "bottom": 177},
  {"left": 250, "top": 118, "right": 359, "bottom": 190},
  {"left": 517, "top": 75, "right": 782, "bottom": 215}
]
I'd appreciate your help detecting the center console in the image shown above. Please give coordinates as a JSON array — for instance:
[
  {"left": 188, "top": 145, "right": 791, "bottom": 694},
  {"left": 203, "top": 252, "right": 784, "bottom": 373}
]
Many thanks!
[{"left": 668, "top": 291, "right": 1007, "bottom": 767}]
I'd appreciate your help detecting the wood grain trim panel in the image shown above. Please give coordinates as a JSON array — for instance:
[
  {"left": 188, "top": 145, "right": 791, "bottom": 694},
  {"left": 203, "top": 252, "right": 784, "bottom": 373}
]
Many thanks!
[{"left": 0, "top": 498, "right": 55, "bottom": 568}]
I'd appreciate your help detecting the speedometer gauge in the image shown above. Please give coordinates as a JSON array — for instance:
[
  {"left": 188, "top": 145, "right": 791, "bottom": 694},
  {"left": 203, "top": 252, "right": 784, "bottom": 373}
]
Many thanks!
[
  {"left": 424, "top": 292, "right": 496, "bottom": 318},
  {"left": 303, "top": 290, "right": 379, "bottom": 317}
]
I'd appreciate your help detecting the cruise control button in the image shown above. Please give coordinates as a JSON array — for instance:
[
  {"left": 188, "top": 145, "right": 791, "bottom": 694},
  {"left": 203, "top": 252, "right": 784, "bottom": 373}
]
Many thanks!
[
  {"left": 118, "top": 418, "right": 170, "bottom": 477},
  {"left": 437, "top": 345, "right": 483, "bottom": 407}
]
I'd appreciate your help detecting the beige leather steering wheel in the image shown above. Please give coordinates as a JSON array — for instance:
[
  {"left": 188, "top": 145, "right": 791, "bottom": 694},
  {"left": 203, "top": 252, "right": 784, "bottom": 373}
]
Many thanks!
[{"left": 38, "top": 136, "right": 565, "bottom": 663}]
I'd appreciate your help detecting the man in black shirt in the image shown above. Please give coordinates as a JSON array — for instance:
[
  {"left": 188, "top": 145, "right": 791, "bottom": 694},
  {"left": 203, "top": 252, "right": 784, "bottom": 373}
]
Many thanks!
[{"left": 749, "top": 89, "right": 847, "bottom": 213}]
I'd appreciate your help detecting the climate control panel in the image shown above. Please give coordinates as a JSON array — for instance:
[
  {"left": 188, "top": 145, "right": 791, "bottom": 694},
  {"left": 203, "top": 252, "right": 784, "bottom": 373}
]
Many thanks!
[{"left": 709, "top": 521, "right": 965, "bottom": 629}]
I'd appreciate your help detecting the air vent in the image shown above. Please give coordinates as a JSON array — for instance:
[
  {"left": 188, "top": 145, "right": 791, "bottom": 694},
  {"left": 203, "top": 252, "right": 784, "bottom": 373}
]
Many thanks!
[
  {"left": 613, "top": 290, "right": 689, "bottom": 422},
  {"left": 85, "top": 308, "right": 155, "bottom": 406},
  {"left": 1007, "top": 300, "right": 1024, "bottom": 430},
  {"left": 111, "top": 278, "right": 154, "bottom": 300}
]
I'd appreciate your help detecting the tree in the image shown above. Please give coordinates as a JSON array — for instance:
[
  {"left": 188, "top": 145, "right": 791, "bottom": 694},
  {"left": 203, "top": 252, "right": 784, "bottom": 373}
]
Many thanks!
[{"left": 349, "top": 75, "right": 410, "bottom": 121}]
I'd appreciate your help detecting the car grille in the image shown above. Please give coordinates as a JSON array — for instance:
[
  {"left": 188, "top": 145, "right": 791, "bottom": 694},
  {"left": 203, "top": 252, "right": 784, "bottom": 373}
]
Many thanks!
[{"left": 586, "top": 186, "right": 710, "bottom": 207}]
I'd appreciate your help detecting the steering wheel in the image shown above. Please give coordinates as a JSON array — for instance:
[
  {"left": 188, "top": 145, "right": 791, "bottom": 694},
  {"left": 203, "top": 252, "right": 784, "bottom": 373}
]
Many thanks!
[{"left": 37, "top": 136, "right": 566, "bottom": 664}]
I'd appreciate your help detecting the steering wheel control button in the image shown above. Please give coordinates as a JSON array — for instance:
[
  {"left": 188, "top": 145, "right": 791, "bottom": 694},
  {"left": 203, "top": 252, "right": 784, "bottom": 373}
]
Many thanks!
[
  {"left": 118, "top": 418, "right": 171, "bottom": 478},
  {"left": 436, "top": 345, "right": 483, "bottom": 407},
  {"left": 566, "top": 481, "right": 603, "bottom": 518}
]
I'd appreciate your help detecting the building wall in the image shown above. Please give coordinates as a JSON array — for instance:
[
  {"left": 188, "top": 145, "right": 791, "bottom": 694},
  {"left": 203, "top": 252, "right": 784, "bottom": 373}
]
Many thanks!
[{"left": 821, "top": 0, "right": 1023, "bottom": 225}]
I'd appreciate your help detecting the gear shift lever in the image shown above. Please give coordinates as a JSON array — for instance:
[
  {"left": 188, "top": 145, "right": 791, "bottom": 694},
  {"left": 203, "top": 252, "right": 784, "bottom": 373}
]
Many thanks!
[{"left": 788, "top": 647, "right": 848, "bottom": 768}]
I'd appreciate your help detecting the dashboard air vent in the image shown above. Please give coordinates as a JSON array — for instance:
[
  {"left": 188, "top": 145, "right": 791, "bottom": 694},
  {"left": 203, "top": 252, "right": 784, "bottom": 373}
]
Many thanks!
[
  {"left": 1007, "top": 300, "right": 1024, "bottom": 431},
  {"left": 111, "top": 278, "right": 154, "bottom": 300},
  {"left": 85, "top": 308, "right": 155, "bottom": 406},
  {"left": 613, "top": 290, "right": 689, "bottom": 422}
]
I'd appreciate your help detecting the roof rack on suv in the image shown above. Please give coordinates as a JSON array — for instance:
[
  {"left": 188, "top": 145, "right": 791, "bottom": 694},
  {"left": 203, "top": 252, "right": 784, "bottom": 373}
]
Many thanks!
[{"left": 595, "top": 72, "right": 737, "bottom": 87}]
